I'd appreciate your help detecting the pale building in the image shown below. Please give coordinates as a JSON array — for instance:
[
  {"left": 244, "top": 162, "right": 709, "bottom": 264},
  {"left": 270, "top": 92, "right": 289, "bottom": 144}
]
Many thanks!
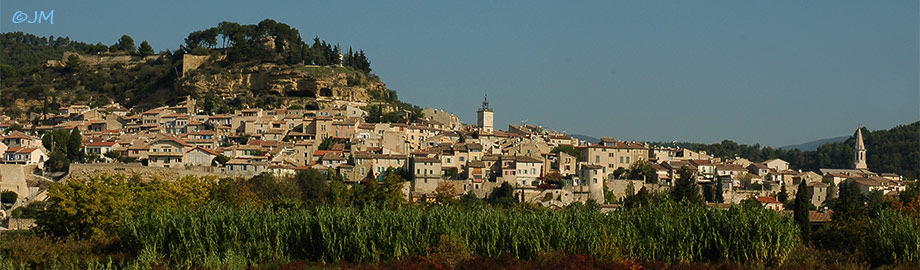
[
  {"left": 854, "top": 128, "right": 867, "bottom": 170},
  {"left": 476, "top": 95, "right": 494, "bottom": 134}
]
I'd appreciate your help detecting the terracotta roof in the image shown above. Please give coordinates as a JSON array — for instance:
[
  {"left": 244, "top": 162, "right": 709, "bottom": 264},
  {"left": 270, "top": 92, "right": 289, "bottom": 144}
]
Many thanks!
[
  {"left": 809, "top": 210, "right": 833, "bottom": 223},
  {"left": 756, "top": 196, "right": 782, "bottom": 205},
  {"left": 85, "top": 141, "right": 118, "bottom": 147}
]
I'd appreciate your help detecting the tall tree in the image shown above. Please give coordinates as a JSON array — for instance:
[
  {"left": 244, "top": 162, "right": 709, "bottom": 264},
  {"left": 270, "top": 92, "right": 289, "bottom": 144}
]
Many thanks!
[
  {"left": 671, "top": 166, "right": 702, "bottom": 204},
  {"left": 67, "top": 127, "right": 83, "bottom": 162},
  {"left": 832, "top": 181, "right": 866, "bottom": 221},
  {"left": 793, "top": 180, "right": 812, "bottom": 242}
]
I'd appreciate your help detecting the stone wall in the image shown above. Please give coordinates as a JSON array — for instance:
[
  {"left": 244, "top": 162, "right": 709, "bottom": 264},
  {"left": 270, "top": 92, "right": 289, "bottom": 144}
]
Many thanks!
[{"left": 65, "top": 163, "right": 237, "bottom": 182}]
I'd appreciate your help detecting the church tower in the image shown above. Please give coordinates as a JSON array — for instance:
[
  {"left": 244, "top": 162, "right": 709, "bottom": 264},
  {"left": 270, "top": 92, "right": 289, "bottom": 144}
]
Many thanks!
[
  {"left": 477, "top": 95, "right": 494, "bottom": 133},
  {"left": 854, "top": 127, "right": 867, "bottom": 170}
]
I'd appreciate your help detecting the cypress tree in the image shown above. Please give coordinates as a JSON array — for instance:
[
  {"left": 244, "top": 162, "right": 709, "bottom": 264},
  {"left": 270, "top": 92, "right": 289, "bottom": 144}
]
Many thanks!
[{"left": 793, "top": 180, "right": 812, "bottom": 242}]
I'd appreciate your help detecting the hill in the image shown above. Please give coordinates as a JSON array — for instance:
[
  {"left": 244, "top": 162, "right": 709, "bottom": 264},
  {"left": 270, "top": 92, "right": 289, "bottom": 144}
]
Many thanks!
[
  {"left": 0, "top": 19, "right": 412, "bottom": 121},
  {"left": 780, "top": 136, "right": 849, "bottom": 151}
]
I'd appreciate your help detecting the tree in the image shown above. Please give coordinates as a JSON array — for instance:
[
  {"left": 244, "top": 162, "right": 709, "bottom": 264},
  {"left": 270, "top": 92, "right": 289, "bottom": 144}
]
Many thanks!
[
  {"left": 64, "top": 54, "right": 81, "bottom": 73},
  {"left": 832, "top": 181, "right": 866, "bottom": 221},
  {"left": 434, "top": 181, "right": 460, "bottom": 204},
  {"left": 793, "top": 180, "right": 812, "bottom": 242},
  {"left": 777, "top": 184, "right": 789, "bottom": 204},
  {"left": 294, "top": 169, "right": 328, "bottom": 204},
  {"left": 623, "top": 186, "right": 653, "bottom": 209},
  {"left": 318, "top": 136, "right": 335, "bottom": 150},
  {"left": 1, "top": 191, "right": 18, "bottom": 206},
  {"left": 671, "top": 166, "right": 702, "bottom": 204},
  {"left": 612, "top": 167, "right": 628, "bottom": 179},
  {"left": 137, "top": 41, "right": 154, "bottom": 56},
  {"left": 629, "top": 160, "right": 655, "bottom": 183},
  {"left": 550, "top": 145, "right": 581, "bottom": 160},
  {"left": 115, "top": 35, "right": 135, "bottom": 54},
  {"left": 37, "top": 174, "right": 135, "bottom": 239},
  {"left": 488, "top": 182, "right": 516, "bottom": 207},
  {"left": 103, "top": 150, "right": 121, "bottom": 161},
  {"left": 714, "top": 177, "right": 724, "bottom": 203},
  {"left": 68, "top": 127, "right": 83, "bottom": 162},
  {"left": 45, "top": 151, "right": 69, "bottom": 172}
]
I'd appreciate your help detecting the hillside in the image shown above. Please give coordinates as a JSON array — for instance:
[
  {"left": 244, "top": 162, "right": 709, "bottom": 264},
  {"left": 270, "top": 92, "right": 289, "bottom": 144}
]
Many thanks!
[
  {"left": 780, "top": 136, "right": 849, "bottom": 151},
  {"left": 0, "top": 19, "right": 404, "bottom": 120}
]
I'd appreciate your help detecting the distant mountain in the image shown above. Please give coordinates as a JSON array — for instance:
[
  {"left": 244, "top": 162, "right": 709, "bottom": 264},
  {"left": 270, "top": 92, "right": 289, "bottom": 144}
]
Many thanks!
[
  {"left": 570, "top": 134, "right": 599, "bottom": 144},
  {"left": 780, "top": 136, "right": 849, "bottom": 151}
]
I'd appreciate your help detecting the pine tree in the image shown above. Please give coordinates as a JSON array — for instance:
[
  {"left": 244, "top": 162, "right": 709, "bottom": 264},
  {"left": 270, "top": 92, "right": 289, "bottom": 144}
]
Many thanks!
[{"left": 138, "top": 41, "right": 154, "bottom": 56}]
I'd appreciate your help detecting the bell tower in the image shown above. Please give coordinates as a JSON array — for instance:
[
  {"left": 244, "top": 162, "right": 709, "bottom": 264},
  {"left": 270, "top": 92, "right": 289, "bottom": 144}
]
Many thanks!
[
  {"left": 477, "top": 95, "right": 494, "bottom": 133},
  {"left": 854, "top": 127, "right": 867, "bottom": 170}
]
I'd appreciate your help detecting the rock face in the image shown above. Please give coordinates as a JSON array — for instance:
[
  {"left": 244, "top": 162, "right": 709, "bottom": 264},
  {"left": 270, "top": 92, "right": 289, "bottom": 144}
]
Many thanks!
[{"left": 179, "top": 62, "right": 387, "bottom": 104}]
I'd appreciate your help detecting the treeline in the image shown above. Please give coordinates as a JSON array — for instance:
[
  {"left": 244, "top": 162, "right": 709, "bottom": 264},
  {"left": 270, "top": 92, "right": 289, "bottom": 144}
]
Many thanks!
[
  {"left": 183, "top": 19, "right": 372, "bottom": 74},
  {"left": 651, "top": 121, "right": 919, "bottom": 179}
]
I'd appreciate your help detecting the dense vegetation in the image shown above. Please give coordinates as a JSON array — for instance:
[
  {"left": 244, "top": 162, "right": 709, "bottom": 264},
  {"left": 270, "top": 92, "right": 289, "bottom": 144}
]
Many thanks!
[
  {"left": 652, "top": 121, "right": 920, "bottom": 179},
  {"left": 2, "top": 170, "right": 917, "bottom": 269}
]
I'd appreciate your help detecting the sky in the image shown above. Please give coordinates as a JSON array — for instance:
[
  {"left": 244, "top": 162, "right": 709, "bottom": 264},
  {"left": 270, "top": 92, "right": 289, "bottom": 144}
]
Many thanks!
[{"left": 2, "top": 1, "right": 917, "bottom": 147}]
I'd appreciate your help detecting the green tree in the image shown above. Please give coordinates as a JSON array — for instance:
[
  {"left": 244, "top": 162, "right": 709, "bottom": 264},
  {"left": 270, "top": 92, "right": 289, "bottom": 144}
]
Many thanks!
[
  {"left": 318, "top": 136, "right": 335, "bottom": 150},
  {"left": 488, "top": 182, "right": 516, "bottom": 207},
  {"left": 793, "top": 180, "right": 812, "bottom": 242},
  {"left": 832, "top": 181, "right": 866, "bottom": 221},
  {"left": 0, "top": 190, "right": 18, "bottom": 205},
  {"left": 777, "top": 184, "right": 789, "bottom": 204},
  {"left": 671, "top": 166, "right": 702, "bottom": 204},
  {"left": 37, "top": 174, "right": 135, "bottom": 239},
  {"left": 64, "top": 54, "right": 81, "bottom": 73},
  {"left": 137, "top": 40, "right": 154, "bottom": 56},
  {"left": 103, "top": 150, "right": 122, "bottom": 161},
  {"left": 68, "top": 127, "right": 83, "bottom": 162},
  {"left": 45, "top": 151, "right": 70, "bottom": 172},
  {"left": 294, "top": 169, "right": 327, "bottom": 205},
  {"left": 116, "top": 35, "right": 136, "bottom": 54},
  {"left": 550, "top": 145, "right": 581, "bottom": 160}
]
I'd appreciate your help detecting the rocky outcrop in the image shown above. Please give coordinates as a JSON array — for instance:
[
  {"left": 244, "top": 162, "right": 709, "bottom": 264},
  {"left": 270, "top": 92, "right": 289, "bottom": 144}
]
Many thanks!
[{"left": 178, "top": 62, "right": 387, "bottom": 104}]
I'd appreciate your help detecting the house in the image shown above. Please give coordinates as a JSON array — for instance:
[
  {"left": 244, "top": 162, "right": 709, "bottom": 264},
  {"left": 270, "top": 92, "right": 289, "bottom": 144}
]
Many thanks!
[
  {"left": 147, "top": 138, "right": 191, "bottom": 168},
  {"left": 3, "top": 147, "right": 47, "bottom": 167},
  {"left": 845, "top": 177, "right": 891, "bottom": 195},
  {"left": 84, "top": 141, "right": 119, "bottom": 160},
  {"left": 410, "top": 156, "right": 443, "bottom": 197},
  {"left": 1, "top": 132, "right": 41, "bottom": 148},
  {"left": 756, "top": 196, "right": 784, "bottom": 211},
  {"left": 578, "top": 139, "right": 648, "bottom": 172},
  {"left": 806, "top": 182, "right": 830, "bottom": 207},
  {"left": 763, "top": 159, "right": 789, "bottom": 171},
  {"left": 185, "top": 147, "right": 218, "bottom": 167}
]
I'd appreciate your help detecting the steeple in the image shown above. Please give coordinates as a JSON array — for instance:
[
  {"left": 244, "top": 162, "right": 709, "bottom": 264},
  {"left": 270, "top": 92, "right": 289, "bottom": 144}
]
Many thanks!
[
  {"left": 479, "top": 94, "right": 492, "bottom": 112},
  {"left": 854, "top": 127, "right": 867, "bottom": 170}
]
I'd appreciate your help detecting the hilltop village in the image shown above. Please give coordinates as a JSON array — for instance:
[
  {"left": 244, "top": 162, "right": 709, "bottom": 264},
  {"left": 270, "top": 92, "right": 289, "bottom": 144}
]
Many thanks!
[{"left": 0, "top": 95, "right": 912, "bottom": 211}]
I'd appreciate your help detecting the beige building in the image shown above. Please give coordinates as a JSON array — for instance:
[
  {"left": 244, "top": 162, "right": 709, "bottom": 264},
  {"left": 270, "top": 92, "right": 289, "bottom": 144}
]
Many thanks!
[
  {"left": 148, "top": 138, "right": 191, "bottom": 168},
  {"left": 476, "top": 96, "right": 494, "bottom": 134},
  {"left": 579, "top": 139, "right": 649, "bottom": 174}
]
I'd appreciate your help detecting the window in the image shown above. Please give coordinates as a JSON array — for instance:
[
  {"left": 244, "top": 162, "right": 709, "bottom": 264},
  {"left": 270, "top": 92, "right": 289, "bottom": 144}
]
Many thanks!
[
  {"left": 595, "top": 156, "right": 600, "bottom": 163},
  {"left": 620, "top": 157, "right": 624, "bottom": 163},
  {"left": 460, "top": 157, "right": 465, "bottom": 162},
  {"left": 626, "top": 157, "right": 630, "bottom": 164}
]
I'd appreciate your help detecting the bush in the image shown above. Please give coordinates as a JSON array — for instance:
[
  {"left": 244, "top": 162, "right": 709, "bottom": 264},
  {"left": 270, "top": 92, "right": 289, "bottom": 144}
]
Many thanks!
[
  {"left": 0, "top": 191, "right": 17, "bottom": 205},
  {"left": 864, "top": 209, "right": 920, "bottom": 266}
]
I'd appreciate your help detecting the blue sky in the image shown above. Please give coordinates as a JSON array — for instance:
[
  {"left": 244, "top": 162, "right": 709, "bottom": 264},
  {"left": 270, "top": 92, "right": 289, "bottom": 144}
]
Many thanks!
[{"left": 2, "top": 1, "right": 917, "bottom": 147}]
